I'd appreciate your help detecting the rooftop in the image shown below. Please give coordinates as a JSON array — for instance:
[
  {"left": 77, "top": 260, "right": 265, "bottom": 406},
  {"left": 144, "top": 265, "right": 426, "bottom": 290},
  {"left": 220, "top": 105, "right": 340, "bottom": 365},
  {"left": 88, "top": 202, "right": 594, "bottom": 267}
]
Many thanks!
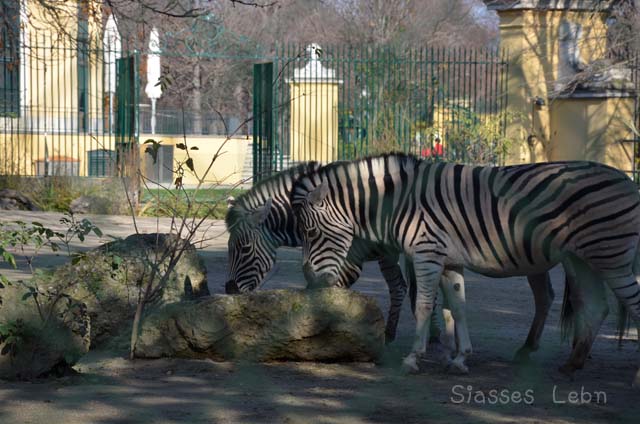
[{"left": 483, "top": 0, "right": 621, "bottom": 11}]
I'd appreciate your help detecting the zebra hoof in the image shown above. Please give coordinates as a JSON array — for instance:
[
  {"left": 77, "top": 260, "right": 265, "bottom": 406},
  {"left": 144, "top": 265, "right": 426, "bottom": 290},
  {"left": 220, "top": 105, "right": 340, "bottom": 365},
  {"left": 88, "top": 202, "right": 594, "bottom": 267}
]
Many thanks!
[
  {"left": 447, "top": 357, "right": 469, "bottom": 375},
  {"left": 513, "top": 348, "right": 532, "bottom": 365},
  {"left": 402, "top": 353, "right": 420, "bottom": 374},
  {"left": 558, "top": 364, "right": 576, "bottom": 380},
  {"left": 434, "top": 344, "right": 453, "bottom": 365}
]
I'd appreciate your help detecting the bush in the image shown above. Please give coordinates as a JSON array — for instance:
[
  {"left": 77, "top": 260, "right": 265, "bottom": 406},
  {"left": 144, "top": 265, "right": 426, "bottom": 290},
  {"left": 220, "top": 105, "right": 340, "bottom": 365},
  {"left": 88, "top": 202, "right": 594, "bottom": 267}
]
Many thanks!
[{"left": 0, "top": 176, "right": 132, "bottom": 214}]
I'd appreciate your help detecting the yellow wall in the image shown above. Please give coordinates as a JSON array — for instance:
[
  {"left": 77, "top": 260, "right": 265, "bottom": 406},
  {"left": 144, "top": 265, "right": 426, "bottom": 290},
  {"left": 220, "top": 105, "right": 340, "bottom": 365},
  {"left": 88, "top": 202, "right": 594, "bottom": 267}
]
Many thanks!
[
  {"left": 20, "top": 1, "right": 104, "bottom": 134},
  {"left": 496, "top": 8, "right": 628, "bottom": 166},
  {"left": 550, "top": 96, "right": 635, "bottom": 172},
  {"left": 289, "top": 82, "right": 339, "bottom": 163},
  {"left": 0, "top": 131, "right": 118, "bottom": 176},
  {"left": 139, "top": 135, "right": 251, "bottom": 187},
  {"left": 0, "top": 131, "right": 251, "bottom": 184}
]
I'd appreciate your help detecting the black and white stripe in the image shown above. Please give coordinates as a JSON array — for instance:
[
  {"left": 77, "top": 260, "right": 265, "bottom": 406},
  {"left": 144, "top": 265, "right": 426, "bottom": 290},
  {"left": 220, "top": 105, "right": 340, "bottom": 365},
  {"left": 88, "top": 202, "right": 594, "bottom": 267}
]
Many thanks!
[
  {"left": 292, "top": 154, "right": 640, "bottom": 382},
  {"left": 225, "top": 162, "right": 408, "bottom": 341}
]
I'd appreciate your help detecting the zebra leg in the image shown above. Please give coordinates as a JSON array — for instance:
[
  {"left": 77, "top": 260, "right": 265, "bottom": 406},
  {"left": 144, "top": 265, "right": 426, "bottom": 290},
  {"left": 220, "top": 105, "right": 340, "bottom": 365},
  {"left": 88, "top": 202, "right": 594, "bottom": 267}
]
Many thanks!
[
  {"left": 440, "top": 266, "right": 472, "bottom": 374},
  {"left": 376, "top": 253, "right": 407, "bottom": 343},
  {"left": 402, "top": 253, "right": 443, "bottom": 373},
  {"left": 514, "top": 272, "right": 555, "bottom": 363},
  {"left": 559, "top": 257, "right": 609, "bottom": 378},
  {"left": 429, "top": 284, "right": 449, "bottom": 344},
  {"left": 605, "top": 272, "right": 640, "bottom": 389},
  {"left": 406, "top": 255, "right": 443, "bottom": 346},
  {"left": 601, "top": 248, "right": 640, "bottom": 388},
  {"left": 438, "top": 287, "right": 456, "bottom": 358}
]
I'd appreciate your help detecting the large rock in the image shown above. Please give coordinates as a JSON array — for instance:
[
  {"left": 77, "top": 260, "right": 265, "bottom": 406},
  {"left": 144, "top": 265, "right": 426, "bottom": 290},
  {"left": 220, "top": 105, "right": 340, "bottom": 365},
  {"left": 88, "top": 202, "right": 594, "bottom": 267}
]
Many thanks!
[
  {"left": 0, "top": 281, "right": 90, "bottom": 380},
  {"left": 0, "top": 189, "right": 40, "bottom": 211},
  {"left": 134, "top": 288, "right": 385, "bottom": 362},
  {"left": 35, "top": 233, "right": 209, "bottom": 347}
]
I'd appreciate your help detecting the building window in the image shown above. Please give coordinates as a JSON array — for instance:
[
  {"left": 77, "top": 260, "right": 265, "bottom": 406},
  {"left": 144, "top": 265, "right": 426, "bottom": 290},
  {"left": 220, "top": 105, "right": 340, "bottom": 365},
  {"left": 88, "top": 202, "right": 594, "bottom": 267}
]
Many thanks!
[
  {"left": 78, "top": 1, "right": 89, "bottom": 131},
  {"left": 0, "top": 0, "right": 20, "bottom": 116}
]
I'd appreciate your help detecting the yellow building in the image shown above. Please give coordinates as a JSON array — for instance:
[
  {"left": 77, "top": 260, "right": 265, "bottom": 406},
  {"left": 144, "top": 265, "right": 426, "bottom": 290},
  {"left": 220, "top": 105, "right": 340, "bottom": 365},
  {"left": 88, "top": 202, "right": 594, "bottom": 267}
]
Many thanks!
[
  {"left": 486, "top": 0, "right": 638, "bottom": 175},
  {"left": 0, "top": 0, "right": 251, "bottom": 187},
  {"left": 287, "top": 44, "right": 341, "bottom": 163},
  {"left": 0, "top": 0, "right": 116, "bottom": 177}
]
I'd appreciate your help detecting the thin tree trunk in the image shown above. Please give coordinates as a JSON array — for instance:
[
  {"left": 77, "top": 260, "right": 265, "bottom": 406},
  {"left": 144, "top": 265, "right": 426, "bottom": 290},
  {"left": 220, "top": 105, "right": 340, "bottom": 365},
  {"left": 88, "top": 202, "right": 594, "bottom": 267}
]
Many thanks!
[
  {"left": 192, "top": 62, "right": 203, "bottom": 134},
  {"left": 129, "top": 294, "right": 146, "bottom": 359}
]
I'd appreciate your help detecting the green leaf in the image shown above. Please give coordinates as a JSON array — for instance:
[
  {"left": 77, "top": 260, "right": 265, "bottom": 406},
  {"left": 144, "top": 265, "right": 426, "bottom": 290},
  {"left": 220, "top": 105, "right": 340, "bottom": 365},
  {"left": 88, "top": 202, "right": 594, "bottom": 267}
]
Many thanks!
[
  {"left": 190, "top": 146, "right": 199, "bottom": 151},
  {"left": 185, "top": 158, "right": 195, "bottom": 173},
  {"left": 176, "top": 143, "right": 187, "bottom": 150},
  {"left": 71, "top": 252, "right": 86, "bottom": 265},
  {"left": 21, "top": 292, "right": 33, "bottom": 301},
  {"left": 93, "top": 227, "right": 103, "bottom": 237},
  {"left": 145, "top": 146, "right": 159, "bottom": 164},
  {"left": 1, "top": 344, "right": 11, "bottom": 356},
  {"left": 1, "top": 250, "right": 17, "bottom": 269}
]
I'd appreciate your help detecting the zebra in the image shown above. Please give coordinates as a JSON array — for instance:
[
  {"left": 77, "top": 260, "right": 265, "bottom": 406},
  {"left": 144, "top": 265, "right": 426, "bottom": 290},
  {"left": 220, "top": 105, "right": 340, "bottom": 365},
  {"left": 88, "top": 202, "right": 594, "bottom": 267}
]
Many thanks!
[
  {"left": 291, "top": 153, "right": 640, "bottom": 386},
  {"left": 225, "top": 162, "right": 556, "bottom": 369},
  {"left": 225, "top": 162, "right": 410, "bottom": 342}
]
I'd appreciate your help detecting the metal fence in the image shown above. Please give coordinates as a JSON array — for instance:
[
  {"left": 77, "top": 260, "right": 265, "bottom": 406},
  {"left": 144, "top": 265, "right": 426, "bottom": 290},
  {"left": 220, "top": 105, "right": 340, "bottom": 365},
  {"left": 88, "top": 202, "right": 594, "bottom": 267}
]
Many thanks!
[
  {"left": 138, "top": 108, "right": 249, "bottom": 136},
  {"left": 0, "top": 30, "right": 138, "bottom": 177},
  {"left": 253, "top": 44, "right": 510, "bottom": 180}
]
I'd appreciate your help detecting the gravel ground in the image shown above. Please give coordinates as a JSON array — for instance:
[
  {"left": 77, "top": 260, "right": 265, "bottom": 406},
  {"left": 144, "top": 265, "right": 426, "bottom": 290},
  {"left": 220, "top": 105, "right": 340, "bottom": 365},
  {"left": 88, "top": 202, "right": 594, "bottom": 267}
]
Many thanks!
[{"left": 0, "top": 211, "right": 638, "bottom": 423}]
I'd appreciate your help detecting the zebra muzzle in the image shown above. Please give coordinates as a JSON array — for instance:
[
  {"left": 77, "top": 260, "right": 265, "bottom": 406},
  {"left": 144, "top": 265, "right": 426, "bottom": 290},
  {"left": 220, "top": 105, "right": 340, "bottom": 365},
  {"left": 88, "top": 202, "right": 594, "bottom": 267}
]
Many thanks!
[
  {"left": 302, "top": 262, "right": 336, "bottom": 287},
  {"left": 225, "top": 280, "right": 240, "bottom": 294}
]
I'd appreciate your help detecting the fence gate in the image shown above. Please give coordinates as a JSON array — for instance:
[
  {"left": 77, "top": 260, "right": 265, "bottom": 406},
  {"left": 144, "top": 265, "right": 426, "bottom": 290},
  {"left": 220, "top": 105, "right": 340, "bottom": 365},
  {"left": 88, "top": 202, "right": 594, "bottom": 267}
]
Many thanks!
[
  {"left": 115, "top": 53, "right": 140, "bottom": 177},
  {"left": 252, "top": 62, "right": 274, "bottom": 182},
  {"left": 252, "top": 44, "right": 509, "bottom": 181}
]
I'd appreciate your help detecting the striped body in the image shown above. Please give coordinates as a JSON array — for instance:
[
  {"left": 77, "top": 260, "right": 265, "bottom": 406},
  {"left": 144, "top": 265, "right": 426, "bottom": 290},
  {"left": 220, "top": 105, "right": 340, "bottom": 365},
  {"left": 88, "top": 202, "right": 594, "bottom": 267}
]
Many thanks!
[
  {"left": 293, "top": 156, "right": 640, "bottom": 280},
  {"left": 225, "top": 162, "right": 409, "bottom": 341},
  {"left": 292, "top": 154, "right": 640, "bottom": 381}
]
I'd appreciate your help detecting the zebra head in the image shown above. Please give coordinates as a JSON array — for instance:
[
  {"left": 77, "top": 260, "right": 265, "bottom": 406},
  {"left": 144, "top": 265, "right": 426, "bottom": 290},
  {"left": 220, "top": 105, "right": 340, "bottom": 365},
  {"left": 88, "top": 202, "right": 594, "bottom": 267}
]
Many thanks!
[
  {"left": 292, "top": 174, "right": 355, "bottom": 287},
  {"left": 225, "top": 197, "right": 278, "bottom": 294}
]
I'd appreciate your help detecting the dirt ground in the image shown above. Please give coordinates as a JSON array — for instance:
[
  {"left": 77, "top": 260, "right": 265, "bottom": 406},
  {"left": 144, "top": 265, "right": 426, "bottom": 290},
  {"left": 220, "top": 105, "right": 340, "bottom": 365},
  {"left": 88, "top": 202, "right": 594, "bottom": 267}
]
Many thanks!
[{"left": 0, "top": 211, "right": 639, "bottom": 424}]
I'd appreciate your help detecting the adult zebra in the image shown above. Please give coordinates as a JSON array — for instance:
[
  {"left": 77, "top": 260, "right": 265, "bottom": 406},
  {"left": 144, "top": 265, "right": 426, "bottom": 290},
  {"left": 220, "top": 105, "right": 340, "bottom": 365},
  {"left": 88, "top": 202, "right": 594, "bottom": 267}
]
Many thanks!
[
  {"left": 225, "top": 162, "right": 555, "bottom": 367},
  {"left": 291, "top": 154, "right": 640, "bottom": 386},
  {"left": 225, "top": 162, "right": 411, "bottom": 342}
]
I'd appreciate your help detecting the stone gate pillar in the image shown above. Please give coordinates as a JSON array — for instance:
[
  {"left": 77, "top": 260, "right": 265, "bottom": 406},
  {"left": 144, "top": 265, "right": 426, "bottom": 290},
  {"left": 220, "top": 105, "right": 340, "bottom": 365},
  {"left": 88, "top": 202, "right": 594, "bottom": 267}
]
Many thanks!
[
  {"left": 288, "top": 44, "right": 341, "bottom": 163},
  {"left": 484, "top": 0, "right": 635, "bottom": 173}
]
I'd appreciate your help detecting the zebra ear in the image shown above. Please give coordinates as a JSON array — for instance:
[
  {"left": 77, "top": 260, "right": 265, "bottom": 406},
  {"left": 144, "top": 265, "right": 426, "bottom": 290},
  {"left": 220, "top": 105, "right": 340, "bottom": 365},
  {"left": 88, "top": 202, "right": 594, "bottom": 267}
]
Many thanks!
[
  {"left": 226, "top": 196, "right": 236, "bottom": 209},
  {"left": 249, "top": 197, "right": 273, "bottom": 226},
  {"left": 307, "top": 180, "right": 329, "bottom": 205}
]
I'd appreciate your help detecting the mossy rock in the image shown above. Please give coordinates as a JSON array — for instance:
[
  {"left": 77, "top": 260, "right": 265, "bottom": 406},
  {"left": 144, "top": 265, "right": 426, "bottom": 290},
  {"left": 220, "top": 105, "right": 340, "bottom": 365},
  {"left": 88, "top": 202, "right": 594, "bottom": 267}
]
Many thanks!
[
  {"left": 35, "top": 233, "right": 209, "bottom": 348},
  {"left": 0, "top": 281, "right": 90, "bottom": 380},
  {"left": 134, "top": 288, "right": 385, "bottom": 363}
]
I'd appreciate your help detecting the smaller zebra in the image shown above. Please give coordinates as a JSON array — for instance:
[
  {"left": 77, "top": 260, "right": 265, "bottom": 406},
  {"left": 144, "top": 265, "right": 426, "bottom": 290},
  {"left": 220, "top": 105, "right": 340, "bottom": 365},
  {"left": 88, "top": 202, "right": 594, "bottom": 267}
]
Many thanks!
[{"left": 225, "top": 162, "right": 410, "bottom": 342}]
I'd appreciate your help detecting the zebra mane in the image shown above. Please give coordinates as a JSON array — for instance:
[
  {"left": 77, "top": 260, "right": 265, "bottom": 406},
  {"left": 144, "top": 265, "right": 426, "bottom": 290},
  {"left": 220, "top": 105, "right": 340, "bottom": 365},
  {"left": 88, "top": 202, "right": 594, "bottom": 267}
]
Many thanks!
[
  {"left": 225, "top": 161, "right": 321, "bottom": 230},
  {"left": 297, "top": 152, "right": 420, "bottom": 182}
]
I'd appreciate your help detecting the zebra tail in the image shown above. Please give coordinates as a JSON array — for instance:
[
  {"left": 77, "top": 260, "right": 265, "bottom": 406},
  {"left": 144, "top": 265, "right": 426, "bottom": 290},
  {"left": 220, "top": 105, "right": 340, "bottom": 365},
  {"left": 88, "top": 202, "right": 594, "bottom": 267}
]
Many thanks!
[
  {"left": 560, "top": 275, "right": 574, "bottom": 342},
  {"left": 615, "top": 300, "right": 630, "bottom": 349}
]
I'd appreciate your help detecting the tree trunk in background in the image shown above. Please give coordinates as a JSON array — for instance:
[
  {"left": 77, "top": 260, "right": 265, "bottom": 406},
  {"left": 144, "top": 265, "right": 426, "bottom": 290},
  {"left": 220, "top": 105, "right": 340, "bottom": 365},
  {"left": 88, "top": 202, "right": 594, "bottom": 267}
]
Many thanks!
[
  {"left": 192, "top": 62, "right": 203, "bottom": 135},
  {"left": 188, "top": 0, "right": 204, "bottom": 135}
]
